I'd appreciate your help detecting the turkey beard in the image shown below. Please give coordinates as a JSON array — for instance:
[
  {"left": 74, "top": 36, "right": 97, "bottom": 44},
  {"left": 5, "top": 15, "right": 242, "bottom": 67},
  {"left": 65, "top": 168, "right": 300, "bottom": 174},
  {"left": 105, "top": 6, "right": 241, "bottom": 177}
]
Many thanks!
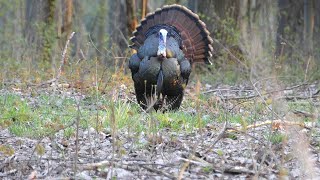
[{"left": 137, "top": 56, "right": 181, "bottom": 95}]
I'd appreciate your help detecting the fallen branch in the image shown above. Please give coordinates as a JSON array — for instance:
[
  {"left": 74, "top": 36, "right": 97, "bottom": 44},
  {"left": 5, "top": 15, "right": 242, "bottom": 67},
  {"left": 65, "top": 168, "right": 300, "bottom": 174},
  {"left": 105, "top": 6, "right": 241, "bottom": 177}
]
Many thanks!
[
  {"left": 283, "top": 94, "right": 320, "bottom": 100},
  {"left": 81, "top": 160, "right": 137, "bottom": 172},
  {"left": 81, "top": 160, "right": 176, "bottom": 179},
  {"left": 227, "top": 119, "right": 310, "bottom": 133},
  {"left": 203, "top": 83, "right": 309, "bottom": 100},
  {"left": 140, "top": 165, "right": 176, "bottom": 180},
  {"left": 220, "top": 165, "right": 256, "bottom": 174},
  {"left": 81, "top": 160, "right": 112, "bottom": 170},
  {"left": 293, "top": 110, "right": 317, "bottom": 119},
  {"left": 177, "top": 155, "right": 191, "bottom": 180},
  {"left": 202, "top": 88, "right": 254, "bottom": 95},
  {"left": 181, "top": 155, "right": 257, "bottom": 175}
]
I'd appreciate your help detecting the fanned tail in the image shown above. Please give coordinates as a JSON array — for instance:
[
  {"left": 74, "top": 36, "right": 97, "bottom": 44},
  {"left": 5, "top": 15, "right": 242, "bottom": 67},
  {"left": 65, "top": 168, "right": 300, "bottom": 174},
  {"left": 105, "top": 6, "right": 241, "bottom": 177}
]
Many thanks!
[{"left": 129, "top": 4, "right": 213, "bottom": 64}]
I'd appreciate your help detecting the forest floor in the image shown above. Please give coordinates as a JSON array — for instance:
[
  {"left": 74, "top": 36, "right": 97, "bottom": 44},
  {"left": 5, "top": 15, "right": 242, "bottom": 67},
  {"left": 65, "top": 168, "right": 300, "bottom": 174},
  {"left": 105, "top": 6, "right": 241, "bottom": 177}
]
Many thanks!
[{"left": 0, "top": 78, "right": 320, "bottom": 179}]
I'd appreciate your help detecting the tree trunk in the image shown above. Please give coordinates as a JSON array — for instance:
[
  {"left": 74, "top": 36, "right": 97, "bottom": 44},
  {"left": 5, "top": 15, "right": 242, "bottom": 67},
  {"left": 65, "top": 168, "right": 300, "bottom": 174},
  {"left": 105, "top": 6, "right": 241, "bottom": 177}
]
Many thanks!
[
  {"left": 126, "top": 0, "right": 137, "bottom": 37},
  {"left": 303, "top": 0, "right": 314, "bottom": 56},
  {"left": 141, "top": 0, "right": 148, "bottom": 19},
  {"left": 239, "top": 0, "right": 248, "bottom": 40},
  {"left": 97, "top": 0, "right": 107, "bottom": 60},
  {"left": 63, "top": 0, "right": 73, "bottom": 38},
  {"left": 315, "top": 0, "right": 320, "bottom": 64},
  {"left": 25, "top": 0, "right": 57, "bottom": 62},
  {"left": 41, "top": 0, "right": 56, "bottom": 62},
  {"left": 72, "top": 0, "right": 86, "bottom": 61},
  {"left": 107, "top": 0, "right": 128, "bottom": 60},
  {"left": 275, "top": 0, "right": 289, "bottom": 57}
]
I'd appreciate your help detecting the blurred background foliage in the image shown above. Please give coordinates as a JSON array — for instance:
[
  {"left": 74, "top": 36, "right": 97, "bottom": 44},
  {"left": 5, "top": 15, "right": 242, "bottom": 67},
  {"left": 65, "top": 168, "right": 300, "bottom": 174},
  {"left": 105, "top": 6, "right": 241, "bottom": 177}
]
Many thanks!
[{"left": 0, "top": 0, "right": 319, "bottom": 86}]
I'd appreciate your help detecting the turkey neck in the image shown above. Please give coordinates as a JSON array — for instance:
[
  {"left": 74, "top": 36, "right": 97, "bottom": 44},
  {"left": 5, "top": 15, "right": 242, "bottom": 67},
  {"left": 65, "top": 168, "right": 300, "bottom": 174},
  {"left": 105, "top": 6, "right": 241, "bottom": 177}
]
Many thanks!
[
  {"left": 157, "top": 29, "right": 168, "bottom": 58},
  {"left": 156, "top": 69, "right": 164, "bottom": 96}
]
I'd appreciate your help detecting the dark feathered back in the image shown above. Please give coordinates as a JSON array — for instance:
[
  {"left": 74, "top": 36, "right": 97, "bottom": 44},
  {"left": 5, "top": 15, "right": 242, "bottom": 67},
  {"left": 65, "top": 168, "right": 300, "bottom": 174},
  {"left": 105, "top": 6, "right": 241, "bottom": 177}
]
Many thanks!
[{"left": 129, "top": 4, "right": 213, "bottom": 64}]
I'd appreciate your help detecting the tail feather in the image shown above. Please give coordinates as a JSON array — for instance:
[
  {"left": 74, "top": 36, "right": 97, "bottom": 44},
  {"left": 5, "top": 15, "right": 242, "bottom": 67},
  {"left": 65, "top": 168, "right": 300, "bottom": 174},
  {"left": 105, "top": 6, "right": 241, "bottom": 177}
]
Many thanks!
[
  {"left": 146, "top": 14, "right": 155, "bottom": 29},
  {"left": 194, "top": 48, "right": 206, "bottom": 54},
  {"left": 154, "top": 9, "right": 162, "bottom": 25},
  {"left": 167, "top": 8, "right": 176, "bottom": 23},
  {"left": 145, "top": 17, "right": 154, "bottom": 33},
  {"left": 129, "top": 4, "right": 213, "bottom": 64},
  {"left": 160, "top": 9, "right": 169, "bottom": 23},
  {"left": 194, "top": 41, "right": 206, "bottom": 48},
  {"left": 130, "top": 37, "right": 142, "bottom": 46}
]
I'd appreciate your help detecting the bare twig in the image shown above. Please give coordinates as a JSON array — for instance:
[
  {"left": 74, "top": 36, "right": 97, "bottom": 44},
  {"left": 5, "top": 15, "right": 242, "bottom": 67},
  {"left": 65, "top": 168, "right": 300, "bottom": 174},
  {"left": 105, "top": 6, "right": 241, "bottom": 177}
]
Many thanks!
[
  {"left": 225, "top": 127, "right": 268, "bottom": 145},
  {"left": 250, "top": 80, "right": 283, "bottom": 120},
  {"left": 183, "top": 155, "right": 257, "bottom": 175},
  {"left": 81, "top": 161, "right": 176, "bottom": 179},
  {"left": 283, "top": 94, "right": 320, "bottom": 100},
  {"left": 81, "top": 160, "right": 111, "bottom": 170},
  {"left": 203, "top": 83, "right": 309, "bottom": 101},
  {"left": 38, "top": 32, "right": 75, "bottom": 87},
  {"left": 116, "top": 26, "right": 130, "bottom": 47},
  {"left": 177, "top": 155, "right": 190, "bottom": 180},
  {"left": 293, "top": 110, "right": 317, "bottom": 119},
  {"left": 140, "top": 165, "right": 176, "bottom": 180},
  {"left": 203, "top": 121, "right": 227, "bottom": 154},
  {"left": 109, "top": 102, "right": 116, "bottom": 178},
  {"left": 213, "top": 38, "right": 249, "bottom": 70},
  {"left": 60, "top": 32, "right": 75, "bottom": 79},
  {"left": 304, "top": 55, "right": 312, "bottom": 81},
  {"left": 74, "top": 98, "right": 81, "bottom": 174},
  {"left": 202, "top": 88, "right": 254, "bottom": 94},
  {"left": 227, "top": 119, "right": 310, "bottom": 133},
  {"left": 27, "top": 120, "right": 76, "bottom": 165},
  {"left": 88, "top": 33, "right": 107, "bottom": 57}
]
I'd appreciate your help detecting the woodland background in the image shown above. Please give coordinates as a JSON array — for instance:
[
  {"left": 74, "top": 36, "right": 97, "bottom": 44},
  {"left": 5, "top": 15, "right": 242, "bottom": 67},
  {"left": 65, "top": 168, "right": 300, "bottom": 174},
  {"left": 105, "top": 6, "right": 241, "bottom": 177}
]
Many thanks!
[
  {"left": 1, "top": 0, "right": 320, "bottom": 79},
  {"left": 0, "top": 0, "right": 320, "bottom": 179}
]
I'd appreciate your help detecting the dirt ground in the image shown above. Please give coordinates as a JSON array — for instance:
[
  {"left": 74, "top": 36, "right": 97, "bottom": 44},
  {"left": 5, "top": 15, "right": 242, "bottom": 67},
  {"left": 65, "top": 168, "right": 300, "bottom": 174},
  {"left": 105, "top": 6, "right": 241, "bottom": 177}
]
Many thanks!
[{"left": 0, "top": 83, "right": 320, "bottom": 179}]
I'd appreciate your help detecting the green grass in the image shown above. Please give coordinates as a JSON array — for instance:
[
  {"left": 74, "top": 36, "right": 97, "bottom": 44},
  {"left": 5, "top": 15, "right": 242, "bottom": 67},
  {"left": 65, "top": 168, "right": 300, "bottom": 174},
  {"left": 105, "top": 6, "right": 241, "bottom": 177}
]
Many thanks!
[
  {"left": 288, "top": 100, "right": 314, "bottom": 113},
  {"left": 152, "top": 111, "right": 198, "bottom": 131},
  {"left": 0, "top": 66, "right": 318, "bottom": 141},
  {"left": 0, "top": 93, "right": 77, "bottom": 137},
  {"left": 0, "top": 90, "right": 223, "bottom": 139},
  {"left": 266, "top": 131, "right": 287, "bottom": 144}
]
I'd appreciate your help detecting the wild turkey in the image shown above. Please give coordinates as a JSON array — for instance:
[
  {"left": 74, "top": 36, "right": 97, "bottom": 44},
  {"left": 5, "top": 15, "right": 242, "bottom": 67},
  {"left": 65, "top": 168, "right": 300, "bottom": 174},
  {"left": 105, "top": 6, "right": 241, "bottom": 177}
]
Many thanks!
[{"left": 129, "top": 4, "right": 213, "bottom": 111}]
